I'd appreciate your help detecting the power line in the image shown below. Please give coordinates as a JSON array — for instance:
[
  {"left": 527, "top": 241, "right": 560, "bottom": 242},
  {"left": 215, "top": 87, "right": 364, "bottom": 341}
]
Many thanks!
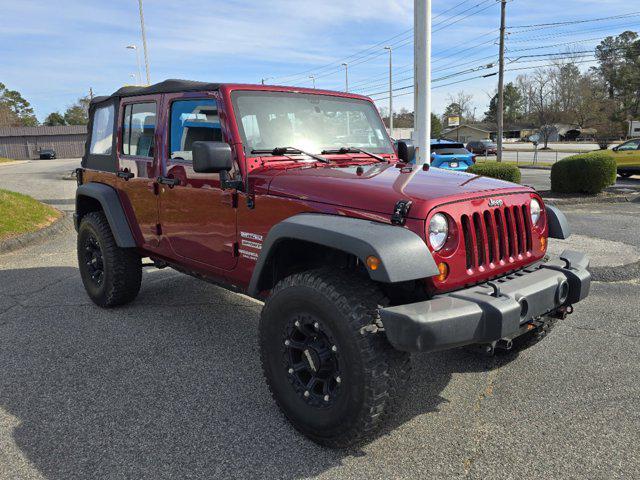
[
  {"left": 508, "top": 12, "right": 640, "bottom": 31},
  {"left": 265, "top": 0, "right": 499, "bottom": 84},
  {"left": 508, "top": 21, "right": 640, "bottom": 43}
]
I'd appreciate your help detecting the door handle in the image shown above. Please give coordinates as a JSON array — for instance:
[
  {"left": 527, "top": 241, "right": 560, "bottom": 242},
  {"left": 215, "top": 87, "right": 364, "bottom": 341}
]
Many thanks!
[
  {"left": 117, "top": 170, "right": 135, "bottom": 180},
  {"left": 157, "top": 176, "right": 180, "bottom": 187}
]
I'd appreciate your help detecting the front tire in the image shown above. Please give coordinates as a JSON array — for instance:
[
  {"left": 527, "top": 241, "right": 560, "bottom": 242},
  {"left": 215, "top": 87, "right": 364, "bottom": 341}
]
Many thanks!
[
  {"left": 77, "top": 211, "right": 142, "bottom": 307},
  {"left": 259, "top": 269, "right": 410, "bottom": 448}
]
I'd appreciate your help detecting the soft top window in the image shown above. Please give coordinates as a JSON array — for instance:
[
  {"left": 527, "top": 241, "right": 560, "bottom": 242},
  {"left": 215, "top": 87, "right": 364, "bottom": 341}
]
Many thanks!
[{"left": 89, "top": 103, "right": 115, "bottom": 155}]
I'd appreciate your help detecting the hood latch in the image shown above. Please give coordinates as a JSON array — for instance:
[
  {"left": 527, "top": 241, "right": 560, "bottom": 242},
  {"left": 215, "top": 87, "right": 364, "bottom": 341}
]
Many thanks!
[{"left": 391, "top": 199, "right": 412, "bottom": 226}]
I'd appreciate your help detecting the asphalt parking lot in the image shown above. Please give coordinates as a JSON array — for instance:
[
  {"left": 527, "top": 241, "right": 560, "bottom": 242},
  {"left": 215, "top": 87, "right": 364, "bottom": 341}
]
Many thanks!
[{"left": 1, "top": 159, "right": 639, "bottom": 479}]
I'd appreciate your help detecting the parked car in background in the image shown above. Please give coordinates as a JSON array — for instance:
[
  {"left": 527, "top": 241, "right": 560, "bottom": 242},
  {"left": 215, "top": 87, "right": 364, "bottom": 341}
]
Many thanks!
[
  {"left": 430, "top": 139, "right": 475, "bottom": 171},
  {"left": 39, "top": 148, "right": 56, "bottom": 159},
  {"left": 611, "top": 139, "right": 640, "bottom": 178},
  {"left": 466, "top": 139, "right": 497, "bottom": 155}
]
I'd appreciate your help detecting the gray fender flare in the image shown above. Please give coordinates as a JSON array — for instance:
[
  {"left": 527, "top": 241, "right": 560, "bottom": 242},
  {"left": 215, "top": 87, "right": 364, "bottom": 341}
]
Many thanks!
[
  {"left": 546, "top": 204, "right": 571, "bottom": 239},
  {"left": 75, "top": 183, "right": 136, "bottom": 248},
  {"left": 248, "top": 213, "right": 439, "bottom": 297}
]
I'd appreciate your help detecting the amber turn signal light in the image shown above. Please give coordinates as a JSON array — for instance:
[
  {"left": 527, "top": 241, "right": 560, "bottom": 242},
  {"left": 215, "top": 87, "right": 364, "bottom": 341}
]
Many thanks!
[
  {"left": 437, "top": 262, "right": 449, "bottom": 282},
  {"left": 366, "top": 256, "right": 381, "bottom": 271},
  {"left": 540, "top": 236, "right": 547, "bottom": 251}
]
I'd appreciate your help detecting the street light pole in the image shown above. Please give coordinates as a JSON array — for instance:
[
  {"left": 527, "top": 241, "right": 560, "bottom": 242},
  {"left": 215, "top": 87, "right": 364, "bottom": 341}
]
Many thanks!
[
  {"left": 414, "top": 0, "right": 432, "bottom": 165},
  {"left": 497, "top": 0, "right": 507, "bottom": 162},
  {"left": 138, "top": 0, "right": 151, "bottom": 85},
  {"left": 126, "top": 45, "right": 142, "bottom": 85},
  {"left": 384, "top": 46, "right": 393, "bottom": 132},
  {"left": 341, "top": 62, "right": 349, "bottom": 92},
  {"left": 309, "top": 75, "right": 316, "bottom": 88}
]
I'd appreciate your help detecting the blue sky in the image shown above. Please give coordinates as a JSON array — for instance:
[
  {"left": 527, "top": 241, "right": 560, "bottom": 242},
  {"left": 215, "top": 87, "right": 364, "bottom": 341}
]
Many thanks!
[{"left": 1, "top": 0, "right": 639, "bottom": 122}]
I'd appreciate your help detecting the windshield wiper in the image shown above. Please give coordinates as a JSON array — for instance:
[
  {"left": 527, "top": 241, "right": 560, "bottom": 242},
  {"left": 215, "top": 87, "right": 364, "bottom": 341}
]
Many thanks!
[
  {"left": 250, "top": 146, "right": 329, "bottom": 163},
  {"left": 321, "top": 146, "right": 386, "bottom": 162}
]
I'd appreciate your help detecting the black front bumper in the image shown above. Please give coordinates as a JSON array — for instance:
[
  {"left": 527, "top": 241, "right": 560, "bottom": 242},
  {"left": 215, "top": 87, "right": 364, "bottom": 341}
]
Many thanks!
[{"left": 380, "top": 250, "right": 591, "bottom": 353}]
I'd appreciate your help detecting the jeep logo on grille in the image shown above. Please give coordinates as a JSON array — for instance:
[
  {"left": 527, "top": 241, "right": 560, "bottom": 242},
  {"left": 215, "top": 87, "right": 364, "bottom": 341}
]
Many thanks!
[{"left": 488, "top": 199, "right": 504, "bottom": 207}]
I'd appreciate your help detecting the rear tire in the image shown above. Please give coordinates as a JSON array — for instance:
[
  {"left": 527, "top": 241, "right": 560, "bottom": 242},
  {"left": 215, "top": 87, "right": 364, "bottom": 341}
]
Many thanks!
[
  {"left": 259, "top": 269, "right": 411, "bottom": 448},
  {"left": 77, "top": 211, "right": 141, "bottom": 307}
]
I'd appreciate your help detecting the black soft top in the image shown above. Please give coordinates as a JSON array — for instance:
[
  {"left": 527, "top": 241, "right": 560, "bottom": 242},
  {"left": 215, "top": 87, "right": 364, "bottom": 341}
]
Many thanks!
[{"left": 90, "top": 79, "right": 221, "bottom": 104}]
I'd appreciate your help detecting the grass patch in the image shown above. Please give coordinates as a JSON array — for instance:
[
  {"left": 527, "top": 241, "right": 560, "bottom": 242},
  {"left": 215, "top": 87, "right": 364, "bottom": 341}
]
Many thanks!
[
  {"left": 0, "top": 189, "right": 61, "bottom": 241},
  {"left": 0, "top": 157, "right": 16, "bottom": 164}
]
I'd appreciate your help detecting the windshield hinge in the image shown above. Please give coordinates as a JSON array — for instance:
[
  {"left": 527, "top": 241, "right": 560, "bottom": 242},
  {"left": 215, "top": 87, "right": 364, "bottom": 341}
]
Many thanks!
[{"left": 391, "top": 200, "right": 412, "bottom": 226}]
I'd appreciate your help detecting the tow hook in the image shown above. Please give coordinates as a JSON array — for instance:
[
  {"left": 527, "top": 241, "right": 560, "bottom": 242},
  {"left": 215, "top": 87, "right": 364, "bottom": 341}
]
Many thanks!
[{"left": 551, "top": 304, "right": 573, "bottom": 320}]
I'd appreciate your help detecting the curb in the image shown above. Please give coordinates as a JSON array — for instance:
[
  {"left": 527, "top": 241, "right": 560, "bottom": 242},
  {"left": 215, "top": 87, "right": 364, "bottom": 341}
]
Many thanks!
[
  {"left": 591, "top": 260, "right": 640, "bottom": 283},
  {"left": 541, "top": 192, "right": 640, "bottom": 206},
  {"left": 518, "top": 165, "right": 552, "bottom": 171},
  {"left": 0, "top": 211, "right": 69, "bottom": 254}
]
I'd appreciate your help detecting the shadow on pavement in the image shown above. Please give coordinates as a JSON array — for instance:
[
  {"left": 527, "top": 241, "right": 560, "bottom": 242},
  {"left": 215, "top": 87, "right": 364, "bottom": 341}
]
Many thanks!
[{"left": 0, "top": 266, "right": 518, "bottom": 479}]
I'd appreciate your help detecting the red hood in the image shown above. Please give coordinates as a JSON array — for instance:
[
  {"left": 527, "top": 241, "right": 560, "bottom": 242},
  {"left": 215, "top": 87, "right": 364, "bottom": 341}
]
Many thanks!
[{"left": 261, "top": 162, "right": 532, "bottom": 219}]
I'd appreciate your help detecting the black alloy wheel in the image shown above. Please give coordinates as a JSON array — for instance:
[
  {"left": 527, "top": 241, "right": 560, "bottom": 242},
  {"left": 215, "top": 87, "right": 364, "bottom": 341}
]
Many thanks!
[
  {"left": 282, "top": 314, "right": 341, "bottom": 407},
  {"left": 83, "top": 233, "right": 105, "bottom": 287}
]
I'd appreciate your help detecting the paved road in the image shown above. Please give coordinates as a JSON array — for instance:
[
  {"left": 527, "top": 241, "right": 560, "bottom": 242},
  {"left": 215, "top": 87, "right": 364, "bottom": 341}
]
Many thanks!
[{"left": 1, "top": 159, "right": 639, "bottom": 479}]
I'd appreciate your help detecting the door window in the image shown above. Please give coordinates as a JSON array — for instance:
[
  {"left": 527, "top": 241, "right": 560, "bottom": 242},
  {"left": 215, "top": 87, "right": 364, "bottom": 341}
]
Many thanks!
[
  {"left": 170, "top": 99, "right": 222, "bottom": 161},
  {"left": 122, "top": 102, "right": 157, "bottom": 157}
]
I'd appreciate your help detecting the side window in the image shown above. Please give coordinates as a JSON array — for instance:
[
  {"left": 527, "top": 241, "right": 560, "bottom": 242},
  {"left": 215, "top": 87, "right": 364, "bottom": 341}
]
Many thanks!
[
  {"left": 89, "top": 104, "right": 114, "bottom": 154},
  {"left": 122, "top": 102, "right": 156, "bottom": 157},
  {"left": 170, "top": 99, "right": 221, "bottom": 161}
]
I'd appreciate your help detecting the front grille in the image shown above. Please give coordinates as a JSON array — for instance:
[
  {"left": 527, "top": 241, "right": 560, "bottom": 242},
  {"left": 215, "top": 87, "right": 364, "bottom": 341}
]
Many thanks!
[{"left": 461, "top": 204, "right": 532, "bottom": 269}]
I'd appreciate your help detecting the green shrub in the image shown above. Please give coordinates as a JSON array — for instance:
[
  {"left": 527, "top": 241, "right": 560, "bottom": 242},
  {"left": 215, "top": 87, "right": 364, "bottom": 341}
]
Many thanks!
[
  {"left": 467, "top": 162, "right": 521, "bottom": 183},
  {"left": 551, "top": 152, "right": 617, "bottom": 194}
]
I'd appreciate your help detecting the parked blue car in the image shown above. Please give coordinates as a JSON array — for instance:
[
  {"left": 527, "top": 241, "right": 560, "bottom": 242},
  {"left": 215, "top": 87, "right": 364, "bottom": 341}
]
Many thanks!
[
  {"left": 394, "top": 139, "right": 476, "bottom": 171},
  {"left": 429, "top": 139, "right": 476, "bottom": 171}
]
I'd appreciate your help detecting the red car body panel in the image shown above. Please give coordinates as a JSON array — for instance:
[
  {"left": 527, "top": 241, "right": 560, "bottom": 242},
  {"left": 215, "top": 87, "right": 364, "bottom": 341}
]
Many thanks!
[{"left": 83, "top": 83, "right": 547, "bottom": 296}]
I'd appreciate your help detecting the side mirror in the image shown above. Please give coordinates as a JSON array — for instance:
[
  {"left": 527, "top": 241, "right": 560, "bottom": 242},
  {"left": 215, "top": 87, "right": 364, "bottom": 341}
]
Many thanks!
[
  {"left": 396, "top": 140, "right": 415, "bottom": 163},
  {"left": 192, "top": 141, "right": 233, "bottom": 173}
]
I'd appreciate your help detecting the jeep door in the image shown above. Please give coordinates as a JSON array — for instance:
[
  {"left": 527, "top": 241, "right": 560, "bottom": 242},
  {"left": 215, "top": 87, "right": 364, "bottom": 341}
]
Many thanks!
[
  {"left": 117, "top": 97, "right": 161, "bottom": 247},
  {"left": 157, "top": 92, "right": 237, "bottom": 270}
]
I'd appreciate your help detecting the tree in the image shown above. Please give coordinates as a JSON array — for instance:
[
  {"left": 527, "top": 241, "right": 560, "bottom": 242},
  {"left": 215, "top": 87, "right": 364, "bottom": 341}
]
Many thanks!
[
  {"left": 0, "top": 102, "right": 19, "bottom": 127},
  {"left": 484, "top": 83, "right": 523, "bottom": 124},
  {"left": 529, "top": 69, "right": 560, "bottom": 148},
  {"left": 595, "top": 31, "right": 640, "bottom": 119},
  {"left": 443, "top": 91, "right": 474, "bottom": 124},
  {"left": 64, "top": 96, "right": 91, "bottom": 125},
  {"left": 44, "top": 112, "right": 67, "bottom": 126},
  {"left": 0, "top": 82, "right": 38, "bottom": 126},
  {"left": 431, "top": 113, "right": 443, "bottom": 138}
]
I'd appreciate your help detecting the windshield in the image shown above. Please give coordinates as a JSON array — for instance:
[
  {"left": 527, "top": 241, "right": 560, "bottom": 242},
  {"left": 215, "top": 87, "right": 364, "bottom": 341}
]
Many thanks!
[{"left": 231, "top": 91, "right": 394, "bottom": 156}]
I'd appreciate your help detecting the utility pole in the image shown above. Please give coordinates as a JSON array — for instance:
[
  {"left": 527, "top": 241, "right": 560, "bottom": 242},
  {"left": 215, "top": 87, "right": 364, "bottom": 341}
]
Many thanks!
[
  {"left": 496, "top": 0, "right": 507, "bottom": 162},
  {"left": 414, "top": 0, "right": 432, "bottom": 165},
  {"left": 89, "top": 87, "right": 94, "bottom": 101},
  {"left": 309, "top": 75, "right": 316, "bottom": 89},
  {"left": 138, "top": 0, "right": 151, "bottom": 85},
  {"left": 384, "top": 46, "right": 393, "bottom": 132},
  {"left": 341, "top": 62, "right": 349, "bottom": 92}
]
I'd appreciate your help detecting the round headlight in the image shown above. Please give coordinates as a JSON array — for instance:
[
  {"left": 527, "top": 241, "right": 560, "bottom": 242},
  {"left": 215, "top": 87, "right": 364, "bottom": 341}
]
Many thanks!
[
  {"left": 530, "top": 199, "right": 541, "bottom": 225},
  {"left": 429, "top": 213, "right": 449, "bottom": 251}
]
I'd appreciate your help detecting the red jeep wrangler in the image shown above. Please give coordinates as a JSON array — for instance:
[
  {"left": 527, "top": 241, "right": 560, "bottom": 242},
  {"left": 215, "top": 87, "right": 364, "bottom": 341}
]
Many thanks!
[{"left": 75, "top": 79, "right": 590, "bottom": 447}]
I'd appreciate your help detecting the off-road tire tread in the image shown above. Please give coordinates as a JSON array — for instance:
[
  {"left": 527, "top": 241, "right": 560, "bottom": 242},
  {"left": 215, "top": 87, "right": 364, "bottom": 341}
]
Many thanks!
[
  {"left": 260, "top": 268, "right": 411, "bottom": 448},
  {"left": 78, "top": 211, "right": 141, "bottom": 307}
]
